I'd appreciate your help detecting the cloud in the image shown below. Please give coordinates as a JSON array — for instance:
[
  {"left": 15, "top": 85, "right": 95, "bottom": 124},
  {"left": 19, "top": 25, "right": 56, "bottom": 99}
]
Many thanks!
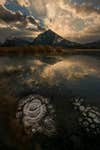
[
  {"left": 0, "top": 0, "right": 100, "bottom": 43},
  {"left": 45, "top": 3, "right": 100, "bottom": 42},
  {"left": 24, "top": 0, "right": 100, "bottom": 42},
  {"left": 0, "top": 5, "right": 24, "bottom": 23},
  {"left": 17, "top": 0, "right": 30, "bottom": 7},
  {"left": 0, "top": 0, "right": 6, "bottom": 5},
  {"left": 0, "top": 1, "right": 44, "bottom": 42},
  {"left": 0, "top": 26, "right": 42, "bottom": 43}
]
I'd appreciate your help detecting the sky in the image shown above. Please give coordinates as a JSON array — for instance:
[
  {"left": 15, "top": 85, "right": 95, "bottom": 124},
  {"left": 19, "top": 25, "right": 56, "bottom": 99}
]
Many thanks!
[{"left": 0, "top": 0, "right": 100, "bottom": 43}]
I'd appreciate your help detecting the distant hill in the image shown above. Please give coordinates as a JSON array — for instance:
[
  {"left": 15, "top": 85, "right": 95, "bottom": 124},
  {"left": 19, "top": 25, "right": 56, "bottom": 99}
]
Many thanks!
[
  {"left": 2, "top": 37, "right": 33, "bottom": 46},
  {"left": 81, "top": 40, "right": 100, "bottom": 49}
]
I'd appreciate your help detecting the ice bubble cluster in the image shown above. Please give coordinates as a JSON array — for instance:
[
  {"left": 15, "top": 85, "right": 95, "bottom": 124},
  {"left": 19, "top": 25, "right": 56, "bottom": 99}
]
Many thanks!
[
  {"left": 73, "top": 97, "right": 100, "bottom": 135},
  {"left": 16, "top": 95, "right": 56, "bottom": 136}
]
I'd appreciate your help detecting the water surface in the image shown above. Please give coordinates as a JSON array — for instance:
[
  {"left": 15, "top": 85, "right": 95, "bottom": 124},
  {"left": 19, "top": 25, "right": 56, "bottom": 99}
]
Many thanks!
[{"left": 0, "top": 54, "right": 100, "bottom": 106}]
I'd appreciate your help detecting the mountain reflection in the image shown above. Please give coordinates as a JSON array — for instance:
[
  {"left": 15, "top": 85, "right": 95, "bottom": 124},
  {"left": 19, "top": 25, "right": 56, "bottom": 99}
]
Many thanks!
[
  {"left": 41, "top": 59, "right": 99, "bottom": 84},
  {"left": 0, "top": 55, "right": 100, "bottom": 103},
  {"left": 0, "top": 55, "right": 100, "bottom": 83}
]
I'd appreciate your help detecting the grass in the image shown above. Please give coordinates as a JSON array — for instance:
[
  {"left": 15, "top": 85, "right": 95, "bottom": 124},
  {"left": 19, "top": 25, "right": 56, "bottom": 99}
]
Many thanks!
[
  {"left": 0, "top": 45, "right": 64, "bottom": 55},
  {"left": 0, "top": 45, "right": 100, "bottom": 56}
]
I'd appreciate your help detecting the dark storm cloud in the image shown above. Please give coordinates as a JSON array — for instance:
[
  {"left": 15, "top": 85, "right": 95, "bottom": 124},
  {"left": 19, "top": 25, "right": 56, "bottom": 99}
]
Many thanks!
[
  {"left": 0, "top": 5, "right": 24, "bottom": 23},
  {"left": 0, "top": 3, "right": 43, "bottom": 30}
]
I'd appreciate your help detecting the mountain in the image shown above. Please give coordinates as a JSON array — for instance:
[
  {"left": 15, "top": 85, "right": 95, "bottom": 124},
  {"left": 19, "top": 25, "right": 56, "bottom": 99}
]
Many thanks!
[
  {"left": 2, "top": 29, "right": 80, "bottom": 47},
  {"left": 2, "top": 29, "right": 100, "bottom": 48},
  {"left": 2, "top": 37, "right": 34, "bottom": 46},
  {"left": 82, "top": 40, "right": 100, "bottom": 49},
  {"left": 33, "top": 30, "right": 100, "bottom": 48},
  {"left": 33, "top": 29, "right": 80, "bottom": 48}
]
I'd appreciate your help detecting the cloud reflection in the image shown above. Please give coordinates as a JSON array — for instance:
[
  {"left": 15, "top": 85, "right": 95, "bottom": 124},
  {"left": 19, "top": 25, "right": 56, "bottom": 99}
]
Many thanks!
[
  {"left": 41, "top": 59, "right": 99, "bottom": 85},
  {"left": 0, "top": 56, "right": 100, "bottom": 87}
]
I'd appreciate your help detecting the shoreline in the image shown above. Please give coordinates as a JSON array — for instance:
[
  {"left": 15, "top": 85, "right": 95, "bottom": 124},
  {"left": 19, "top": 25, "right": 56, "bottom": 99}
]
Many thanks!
[{"left": 0, "top": 46, "right": 100, "bottom": 56}]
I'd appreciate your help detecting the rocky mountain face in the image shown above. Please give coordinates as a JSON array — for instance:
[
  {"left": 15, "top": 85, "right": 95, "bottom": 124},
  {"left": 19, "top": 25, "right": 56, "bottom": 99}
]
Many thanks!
[{"left": 33, "top": 29, "right": 80, "bottom": 48}]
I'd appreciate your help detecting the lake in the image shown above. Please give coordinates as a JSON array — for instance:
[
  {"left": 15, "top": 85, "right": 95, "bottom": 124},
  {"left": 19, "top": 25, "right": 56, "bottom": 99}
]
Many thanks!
[
  {"left": 0, "top": 54, "right": 100, "bottom": 104},
  {"left": 0, "top": 53, "right": 100, "bottom": 150}
]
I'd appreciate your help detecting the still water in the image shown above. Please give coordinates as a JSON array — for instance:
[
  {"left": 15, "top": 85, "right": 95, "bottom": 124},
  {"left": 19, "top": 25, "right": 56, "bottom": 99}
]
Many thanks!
[
  {"left": 0, "top": 54, "right": 100, "bottom": 105},
  {"left": 0, "top": 54, "right": 100, "bottom": 150}
]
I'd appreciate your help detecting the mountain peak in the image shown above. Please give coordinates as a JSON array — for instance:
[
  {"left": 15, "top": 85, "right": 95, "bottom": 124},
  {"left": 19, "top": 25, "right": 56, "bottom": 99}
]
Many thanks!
[
  {"left": 44, "top": 29, "right": 57, "bottom": 34},
  {"left": 40, "top": 29, "right": 63, "bottom": 38},
  {"left": 33, "top": 29, "right": 79, "bottom": 48},
  {"left": 33, "top": 29, "right": 65, "bottom": 45}
]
